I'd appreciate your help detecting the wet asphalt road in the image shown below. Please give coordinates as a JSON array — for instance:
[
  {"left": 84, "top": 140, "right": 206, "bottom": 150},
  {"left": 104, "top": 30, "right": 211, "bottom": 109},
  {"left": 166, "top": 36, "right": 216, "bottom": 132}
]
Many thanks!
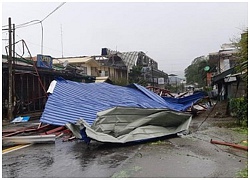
[
  {"left": 2, "top": 116, "right": 248, "bottom": 178},
  {"left": 2, "top": 140, "right": 142, "bottom": 178}
]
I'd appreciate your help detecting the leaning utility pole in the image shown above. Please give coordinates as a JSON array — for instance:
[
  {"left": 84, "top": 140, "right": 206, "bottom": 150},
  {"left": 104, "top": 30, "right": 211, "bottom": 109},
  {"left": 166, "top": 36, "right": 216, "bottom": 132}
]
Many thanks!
[{"left": 8, "top": 17, "right": 13, "bottom": 121}]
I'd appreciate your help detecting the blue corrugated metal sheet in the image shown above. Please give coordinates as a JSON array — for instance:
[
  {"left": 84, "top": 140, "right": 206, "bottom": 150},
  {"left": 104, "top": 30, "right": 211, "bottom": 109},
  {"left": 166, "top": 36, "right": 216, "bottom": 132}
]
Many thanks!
[
  {"left": 40, "top": 79, "right": 205, "bottom": 126},
  {"left": 162, "top": 92, "right": 206, "bottom": 111},
  {"left": 127, "top": 83, "right": 173, "bottom": 107},
  {"left": 40, "top": 79, "right": 171, "bottom": 126}
]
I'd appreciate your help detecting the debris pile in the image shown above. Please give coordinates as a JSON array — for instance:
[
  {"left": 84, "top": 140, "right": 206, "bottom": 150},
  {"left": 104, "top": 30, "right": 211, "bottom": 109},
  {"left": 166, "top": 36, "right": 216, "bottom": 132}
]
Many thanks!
[
  {"left": 3, "top": 78, "right": 209, "bottom": 146},
  {"left": 2, "top": 124, "right": 74, "bottom": 147}
]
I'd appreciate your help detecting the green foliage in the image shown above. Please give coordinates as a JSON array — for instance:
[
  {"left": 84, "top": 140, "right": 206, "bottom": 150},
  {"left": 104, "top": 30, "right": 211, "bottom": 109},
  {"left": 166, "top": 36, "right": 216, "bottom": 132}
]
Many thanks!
[
  {"left": 229, "top": 96, "right": 248, "bottom": 126},
  {"left": 235, "top": 29, "right": 248, "bottom": 87},
  {"left": 230, "top": 127, "right": 248, "bottom": 135},
  {"left": 128, "top": 66, "right": 148, "bottom": 86},
  {"left": 236, "top": 165, "right": 248, "bottom": 178},
  {"left": 238, "top": 30, "right": 248, "bottom": 63},
  {"left": 184, "top": 56, "right": 216, "bottom": 87},
  {"left": 113, "top": 77, "right": 128, "bottom": 86}
]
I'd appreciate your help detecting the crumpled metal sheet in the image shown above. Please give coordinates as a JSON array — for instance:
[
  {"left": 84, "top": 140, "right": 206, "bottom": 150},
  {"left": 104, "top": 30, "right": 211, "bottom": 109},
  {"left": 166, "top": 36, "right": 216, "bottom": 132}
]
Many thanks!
[{"left": 66, "top": 107, "right": 192, "bottom": 144}]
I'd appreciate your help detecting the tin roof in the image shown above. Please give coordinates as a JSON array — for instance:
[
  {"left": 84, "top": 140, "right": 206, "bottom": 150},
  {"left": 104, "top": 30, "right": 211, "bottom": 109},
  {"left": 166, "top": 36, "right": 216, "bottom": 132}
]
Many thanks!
[
  {"left": 40, "top": 79, "right": 170, "bottom": 126},
  {"left": 40, "top": 78, "right": 205, "bottom": 126}
]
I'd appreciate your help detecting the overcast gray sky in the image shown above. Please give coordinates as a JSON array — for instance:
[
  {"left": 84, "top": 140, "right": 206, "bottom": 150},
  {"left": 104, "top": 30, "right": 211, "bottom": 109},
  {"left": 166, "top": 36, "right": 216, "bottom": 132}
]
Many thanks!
[{"left": 2, "top": 1, "right": 248, "bottom": 78}]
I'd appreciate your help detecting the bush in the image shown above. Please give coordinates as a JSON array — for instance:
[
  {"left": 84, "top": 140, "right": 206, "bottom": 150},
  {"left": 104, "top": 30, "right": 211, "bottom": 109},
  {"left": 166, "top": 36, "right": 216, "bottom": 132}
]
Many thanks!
[
  {"left": 229, "top": 96, "right": 248, "bottom": 126},
  {"left": 236, "top": 165, "right": 248, "bottom": 178},
  {"left": 113, "top": 78, "right": 128, "bottom": 86}
]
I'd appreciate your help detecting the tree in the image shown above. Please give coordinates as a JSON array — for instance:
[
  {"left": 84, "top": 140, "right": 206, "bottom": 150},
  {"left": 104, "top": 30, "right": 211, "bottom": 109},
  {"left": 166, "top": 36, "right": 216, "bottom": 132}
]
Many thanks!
[
  {"left": 229, "top": 29, "right": 248, "bottom": 127},
  {"left": 185, "top": 55, "right": 217, "bottom": 88},
  {"left": 128, "top": 66, "right": 147, "bottom": 86},
  {"left": 113, "top": 78, "right": 128, "bottom": 86},
  {"left": 236, "top": 29, "right": 248, "bottom": 84},
  {"left": 185, "top": 56, "right": 208, "bottom": 87}
]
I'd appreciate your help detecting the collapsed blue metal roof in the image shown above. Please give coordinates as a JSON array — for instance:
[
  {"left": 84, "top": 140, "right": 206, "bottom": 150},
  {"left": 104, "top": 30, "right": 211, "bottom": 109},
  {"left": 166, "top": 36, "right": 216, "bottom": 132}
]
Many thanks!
[
  {"left": 40, "top": 79, "right": 168, "bottom": 126},
  {"left": 40, "top": 78, "right": 205, "bottom": 126},
  {"left": 162, "top": 92, "right": 206, "bottom": 111}
]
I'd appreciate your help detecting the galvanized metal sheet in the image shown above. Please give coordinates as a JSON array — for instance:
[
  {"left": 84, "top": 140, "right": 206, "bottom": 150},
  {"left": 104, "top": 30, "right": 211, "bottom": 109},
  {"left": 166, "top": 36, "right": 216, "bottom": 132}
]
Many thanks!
[{"left": 66, "top": 107, "right": 192, "bottom": 144}]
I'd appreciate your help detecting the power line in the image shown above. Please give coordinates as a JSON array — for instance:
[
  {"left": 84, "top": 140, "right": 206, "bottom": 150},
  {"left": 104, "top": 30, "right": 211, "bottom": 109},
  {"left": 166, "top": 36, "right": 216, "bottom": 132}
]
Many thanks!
[
  {"left": 41, "top": 2, "right": 66, "bottom": 22},
  {"left": 2, "top": 2, "right": 66, "bottom": 29},
  {"left": 5, "top": 2, "right": 66, "bottom": 55},
  {"left": 2, "top": 18, "right": 40, "bottom": 30},
  {"left": 15, "top": 20, "right": 41, "bottom": 29}
]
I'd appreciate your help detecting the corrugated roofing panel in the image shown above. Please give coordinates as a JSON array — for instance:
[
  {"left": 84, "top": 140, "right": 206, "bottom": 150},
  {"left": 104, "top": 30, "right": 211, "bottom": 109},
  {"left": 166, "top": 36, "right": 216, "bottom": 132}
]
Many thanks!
[
  {"left": 118, "top": 52, "right": 139, "bottom": 69},
  {"left": 162, "top": 92, "right": 206, "bottom": 111},
  {"left": 40, "top": 79, "right": 170, "bottom": 126}
]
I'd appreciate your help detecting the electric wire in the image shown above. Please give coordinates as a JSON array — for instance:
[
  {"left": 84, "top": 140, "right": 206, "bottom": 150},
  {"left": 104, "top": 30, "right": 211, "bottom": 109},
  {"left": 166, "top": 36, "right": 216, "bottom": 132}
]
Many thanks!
[
  {"left": 3, "top": 2, "right": 65, "bottom": 53},
  {"left": 15, "top": 20, "right": 41, "bottom": 29},
  {"left": 2, "top": 2, "right": 66, "bottom": 30},
  {"left": 41, "top": 2, "right": 66, "bottom": 22}
]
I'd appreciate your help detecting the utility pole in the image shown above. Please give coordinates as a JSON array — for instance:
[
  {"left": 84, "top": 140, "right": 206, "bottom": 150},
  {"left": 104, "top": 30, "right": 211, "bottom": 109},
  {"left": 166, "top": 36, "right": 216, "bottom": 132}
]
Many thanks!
[
  {"left": 13, "top": 23, "right": 16, "bottom": 113},
  {"left": 8, "top": 17, "right": 13, "bottom": 121},
  {"left": 151, "top": 60, "right": 154, "bottom": 87}
]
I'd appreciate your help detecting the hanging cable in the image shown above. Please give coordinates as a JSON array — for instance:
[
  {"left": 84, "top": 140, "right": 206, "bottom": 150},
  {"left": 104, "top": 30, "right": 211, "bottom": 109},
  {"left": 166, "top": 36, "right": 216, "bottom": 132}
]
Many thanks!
[
  {"left": 2, "top": 2, "right": 66, "bottom": 54},
  {"left": 2, "top": 2, "right": 66, "bottom": 29},
  {"left": 41, "top": 2, "right": 66, "bottom": 22},
  {"left": 15, "top": 20, "right": 41, "bottom": 29}
]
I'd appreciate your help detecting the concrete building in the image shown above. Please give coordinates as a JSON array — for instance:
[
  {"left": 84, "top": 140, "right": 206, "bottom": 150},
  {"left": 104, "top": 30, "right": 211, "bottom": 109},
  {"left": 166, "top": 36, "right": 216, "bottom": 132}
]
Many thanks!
[
  {"left": 94, "top": 48, "right": 168, "bottom": 87},
  {"left": 209, "top": 42, "right": 246, "bottom": 100},
  {"left": 54, "top": 56, "right": 100, "bottom": 77}
]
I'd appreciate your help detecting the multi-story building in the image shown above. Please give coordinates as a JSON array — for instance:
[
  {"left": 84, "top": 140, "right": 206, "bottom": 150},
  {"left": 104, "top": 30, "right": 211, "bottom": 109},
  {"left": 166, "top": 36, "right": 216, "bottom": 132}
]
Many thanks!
[
  {"left": 94, "top": 48, "right": 168, "bottom": 87},
  {"left": 209, "top": 42, "right": 246, "bottom": 100},
  {"left": 209, "top": 43, "right": 238, "bottom": 75},
  {"left": 54, "top": 56, "right": 100, "bottom": 78}
]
